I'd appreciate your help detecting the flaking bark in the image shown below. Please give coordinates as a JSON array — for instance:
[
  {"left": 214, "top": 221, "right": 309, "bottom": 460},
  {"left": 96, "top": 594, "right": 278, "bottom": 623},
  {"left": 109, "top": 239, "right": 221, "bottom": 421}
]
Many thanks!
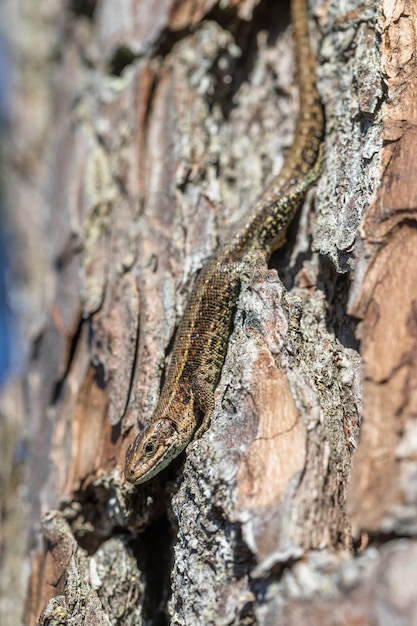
[{"left": 2, "top": 0, "right": 417, "bottom": 625}]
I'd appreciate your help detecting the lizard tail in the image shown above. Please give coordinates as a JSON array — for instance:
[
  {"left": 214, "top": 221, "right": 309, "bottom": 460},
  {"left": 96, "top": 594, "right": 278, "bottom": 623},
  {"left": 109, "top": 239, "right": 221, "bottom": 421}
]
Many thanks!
[{"left": 229, "top": 0, "right": 324, "bottom": 259}]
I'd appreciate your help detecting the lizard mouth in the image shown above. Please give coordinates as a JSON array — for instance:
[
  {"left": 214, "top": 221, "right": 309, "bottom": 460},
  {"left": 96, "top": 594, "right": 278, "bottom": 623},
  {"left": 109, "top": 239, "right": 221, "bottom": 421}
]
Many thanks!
[{"left": 124, "top": 445, "right": 176, "bottom": 485}]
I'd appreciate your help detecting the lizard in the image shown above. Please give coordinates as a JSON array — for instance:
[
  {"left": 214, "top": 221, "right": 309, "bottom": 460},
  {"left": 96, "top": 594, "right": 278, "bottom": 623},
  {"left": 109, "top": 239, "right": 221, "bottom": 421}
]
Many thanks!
[{"left": 125, "top": 0, "right": 324, "bottom": 485}]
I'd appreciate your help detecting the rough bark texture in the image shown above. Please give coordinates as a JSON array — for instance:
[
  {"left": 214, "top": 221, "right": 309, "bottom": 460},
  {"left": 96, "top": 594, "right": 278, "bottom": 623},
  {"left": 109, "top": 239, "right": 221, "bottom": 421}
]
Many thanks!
[{"left": 2, "top": 0, "right": 416, "bottom": 624}]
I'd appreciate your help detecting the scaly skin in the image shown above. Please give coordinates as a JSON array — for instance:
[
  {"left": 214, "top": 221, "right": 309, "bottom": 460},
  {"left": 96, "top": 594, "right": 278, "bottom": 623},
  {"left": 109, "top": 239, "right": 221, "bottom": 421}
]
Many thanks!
[{"left": 125, "top": 0, "right": 324, "bottom": 485}]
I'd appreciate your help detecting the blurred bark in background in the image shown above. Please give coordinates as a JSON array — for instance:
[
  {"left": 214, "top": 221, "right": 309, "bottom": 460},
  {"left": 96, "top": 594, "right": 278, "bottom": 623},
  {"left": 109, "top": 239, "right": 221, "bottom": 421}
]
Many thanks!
[{"left": 1, "top": 0, "right": 417, "bottom": 624}]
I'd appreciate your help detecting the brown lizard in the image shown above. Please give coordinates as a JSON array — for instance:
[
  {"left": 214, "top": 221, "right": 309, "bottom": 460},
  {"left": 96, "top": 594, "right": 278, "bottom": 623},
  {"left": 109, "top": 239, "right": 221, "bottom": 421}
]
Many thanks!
[{"left": 125, "top": 0, "right": 324, "bottom": 485}]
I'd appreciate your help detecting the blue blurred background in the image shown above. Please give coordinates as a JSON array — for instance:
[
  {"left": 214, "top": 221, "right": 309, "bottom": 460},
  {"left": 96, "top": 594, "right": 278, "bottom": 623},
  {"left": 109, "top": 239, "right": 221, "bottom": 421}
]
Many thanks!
[
  {"left": 0, "top": 226, "right": 11, "bottom": 389},
  {"left": 0, "top": 30, "right": 19, "bottom": 390}
]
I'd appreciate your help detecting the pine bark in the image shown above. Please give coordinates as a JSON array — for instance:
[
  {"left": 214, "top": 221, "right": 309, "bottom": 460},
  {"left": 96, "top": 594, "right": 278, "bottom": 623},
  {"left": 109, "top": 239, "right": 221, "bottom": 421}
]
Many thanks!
[{"left": 3, "top": 0, "right": 417, "bottom": 624}]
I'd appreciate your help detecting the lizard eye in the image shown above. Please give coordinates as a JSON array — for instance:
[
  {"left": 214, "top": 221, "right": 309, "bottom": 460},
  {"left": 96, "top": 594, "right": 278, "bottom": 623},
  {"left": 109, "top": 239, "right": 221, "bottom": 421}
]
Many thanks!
[{"left": 144, "top": 441, "right": 155, "bottom": 455}]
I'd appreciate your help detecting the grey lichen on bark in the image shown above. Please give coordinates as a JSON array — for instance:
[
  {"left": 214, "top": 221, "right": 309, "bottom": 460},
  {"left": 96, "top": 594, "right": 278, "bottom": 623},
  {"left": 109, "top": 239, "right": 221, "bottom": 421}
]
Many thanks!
[
  {"left": 37, "top": 510, "right": 144, "bottom": 626},
  {"left": 314, "top": 0, "right": 383, "bottom": 274}
]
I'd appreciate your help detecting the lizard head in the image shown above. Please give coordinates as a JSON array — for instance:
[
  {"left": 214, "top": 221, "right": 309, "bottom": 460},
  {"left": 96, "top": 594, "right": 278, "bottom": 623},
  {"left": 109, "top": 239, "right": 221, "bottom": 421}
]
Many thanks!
[{"left": 124, "top": 419, "right": 186, "bottom": 485}]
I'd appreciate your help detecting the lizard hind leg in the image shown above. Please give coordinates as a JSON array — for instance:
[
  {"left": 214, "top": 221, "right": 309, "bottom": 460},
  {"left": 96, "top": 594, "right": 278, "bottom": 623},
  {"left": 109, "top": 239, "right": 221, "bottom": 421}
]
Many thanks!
[{"left": 192, "top": 378, "right": 215, "bottom": 439}]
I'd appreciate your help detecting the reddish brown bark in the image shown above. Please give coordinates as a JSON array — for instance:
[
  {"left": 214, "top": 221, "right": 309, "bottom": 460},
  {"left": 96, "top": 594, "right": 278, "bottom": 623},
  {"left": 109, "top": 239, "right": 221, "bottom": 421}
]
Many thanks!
[{"left": 349, "top": 0, "right": 417, "bottom": 535}]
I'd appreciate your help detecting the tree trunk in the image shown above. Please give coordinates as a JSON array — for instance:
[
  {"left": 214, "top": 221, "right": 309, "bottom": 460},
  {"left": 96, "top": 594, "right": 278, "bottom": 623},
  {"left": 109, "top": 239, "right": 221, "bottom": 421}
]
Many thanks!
[{"left": 3, "top": 0, "right": 417, "bottom": 624}]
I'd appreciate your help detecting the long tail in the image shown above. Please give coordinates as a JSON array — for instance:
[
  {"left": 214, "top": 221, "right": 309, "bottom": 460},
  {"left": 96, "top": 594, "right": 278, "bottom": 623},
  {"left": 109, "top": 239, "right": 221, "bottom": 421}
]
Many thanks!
[
  {"left": 227, "top": 0, "right": 324, "bottom": 260},
  {"left": 281, "top": 0, "right": 324, "bottom": 183}
]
